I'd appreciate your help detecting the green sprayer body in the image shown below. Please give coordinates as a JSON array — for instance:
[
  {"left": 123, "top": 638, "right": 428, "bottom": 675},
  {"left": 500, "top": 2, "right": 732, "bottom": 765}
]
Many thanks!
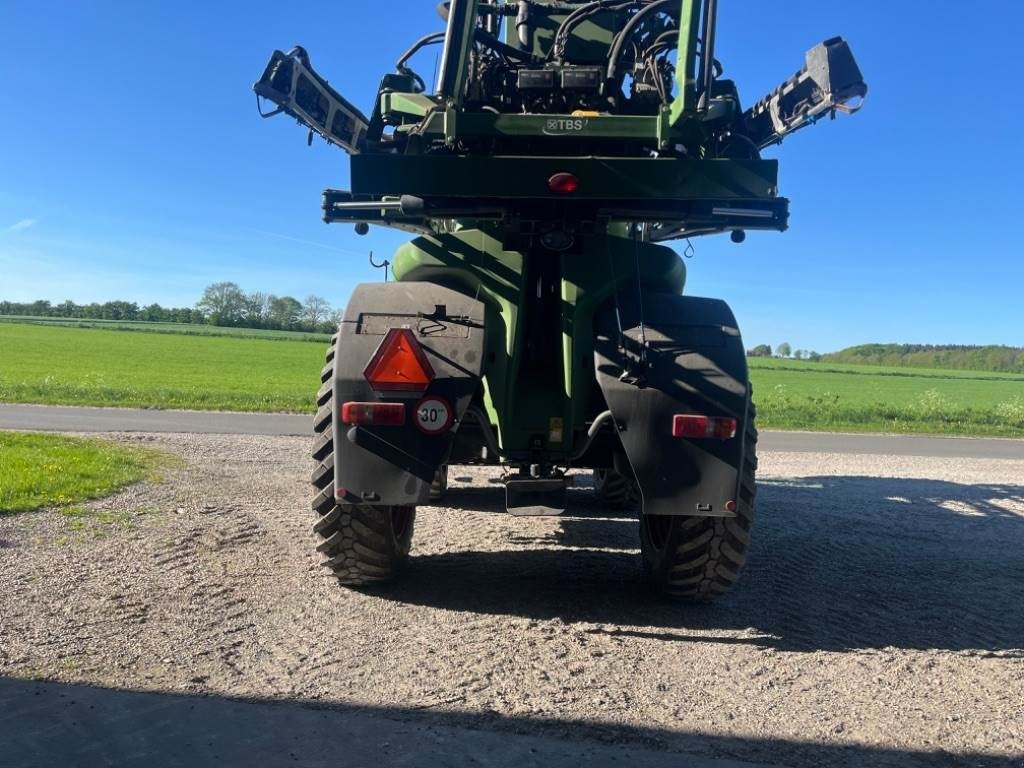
[{"left": 256, "top": 1, "right": 865, "bottom": 594}]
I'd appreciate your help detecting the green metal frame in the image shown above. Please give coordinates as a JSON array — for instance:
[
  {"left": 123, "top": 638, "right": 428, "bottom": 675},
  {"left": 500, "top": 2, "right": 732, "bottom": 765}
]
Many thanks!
[
  {"left": 673, "top": 0, "right": 702, "bottom": 122},
  {"left": 437, "top": 0, "right": 479, "bottom": 104},
  {"left": 350, "top": 154, "right": 778, "bottom": 200},
  {"left": 377, "top": 0, "right": 707, "bottom": 148}
]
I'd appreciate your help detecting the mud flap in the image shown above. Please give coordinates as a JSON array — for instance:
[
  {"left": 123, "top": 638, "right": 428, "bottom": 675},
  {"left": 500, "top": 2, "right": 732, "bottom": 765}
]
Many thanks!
[
  {"left": 594, "top": 293, "right": 750, "bottom": 517},
  {"left": 505, "top": 477, "right": 567, "bottom": 516},
  {"left": 332, "top": 282, "right": 485, "bottom": 506}
]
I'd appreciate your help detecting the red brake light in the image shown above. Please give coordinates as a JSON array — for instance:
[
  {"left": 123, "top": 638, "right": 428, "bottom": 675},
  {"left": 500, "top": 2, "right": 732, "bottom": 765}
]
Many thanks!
[
  {"left": 672, "top": 415, "right": 738, "bottom": 440},
  {"left": 548, "top": 172, "right": 579, "bottom": 195},
  {"left": 341, "top": 402, "right": 406, "bottom": 426},
  {"left": 363, "top": 328, "right": 434, "bottom": 393}
]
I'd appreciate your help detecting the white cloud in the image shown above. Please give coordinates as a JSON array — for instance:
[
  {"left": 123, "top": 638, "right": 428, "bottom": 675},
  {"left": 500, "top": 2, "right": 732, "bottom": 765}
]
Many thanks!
[{"left": 4, "top": 218, "right": 37, "bottom": 234}]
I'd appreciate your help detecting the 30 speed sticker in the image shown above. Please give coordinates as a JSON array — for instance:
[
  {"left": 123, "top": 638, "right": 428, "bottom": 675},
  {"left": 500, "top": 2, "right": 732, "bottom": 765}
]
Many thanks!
[{"left": 413, "top": 396, "right": 453, "bottom": 435}]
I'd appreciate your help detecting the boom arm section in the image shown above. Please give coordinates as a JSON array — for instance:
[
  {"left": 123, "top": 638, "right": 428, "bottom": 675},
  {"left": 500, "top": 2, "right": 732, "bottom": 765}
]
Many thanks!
[
  {"left": 254, "top": 47, "right": 370, "bottom": 154},
  {"left": 742, "top": 37, "right": 867, "bottom": 149}
]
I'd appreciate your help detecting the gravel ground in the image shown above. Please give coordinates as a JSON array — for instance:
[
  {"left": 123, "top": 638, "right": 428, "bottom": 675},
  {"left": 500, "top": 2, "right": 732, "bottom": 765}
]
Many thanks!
[{"left": 1, "top": 432, "right": 1022, "bottom": 767}]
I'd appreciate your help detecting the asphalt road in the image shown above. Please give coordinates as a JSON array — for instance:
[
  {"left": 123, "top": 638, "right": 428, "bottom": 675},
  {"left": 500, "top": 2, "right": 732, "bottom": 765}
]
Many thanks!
[{"left": 1, "top": 403, "right": 1022, "bottom": 459}]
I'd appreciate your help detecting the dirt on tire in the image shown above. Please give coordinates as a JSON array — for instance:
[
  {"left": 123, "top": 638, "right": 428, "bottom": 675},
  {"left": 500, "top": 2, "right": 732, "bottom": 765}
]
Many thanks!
[{"left": 1, "top": 432, "right": 1022, "bottom": 768}]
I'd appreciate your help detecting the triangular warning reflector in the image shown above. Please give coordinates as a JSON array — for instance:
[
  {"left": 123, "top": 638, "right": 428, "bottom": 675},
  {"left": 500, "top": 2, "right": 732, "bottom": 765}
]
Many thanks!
[{"left": 363, "top": 328, "right": 434, "bottom": 392}]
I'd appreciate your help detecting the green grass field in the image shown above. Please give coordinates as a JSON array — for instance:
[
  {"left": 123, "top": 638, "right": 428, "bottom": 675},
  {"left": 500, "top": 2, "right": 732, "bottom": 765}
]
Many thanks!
[
  {"left": 748, "top": 358, "right": 1024, "bottom": 436},
  {"left": 1, "top": 322, "right": 1022, "bottom": 436},
  {"left": 0, "top": 315, "right": 331, "bottom": 342},
  {"left": 0, "top": 431, "right": 170, "bottom": 513},
  {"left": 0, "top": 322, "right": 322, "bottom": 411}
]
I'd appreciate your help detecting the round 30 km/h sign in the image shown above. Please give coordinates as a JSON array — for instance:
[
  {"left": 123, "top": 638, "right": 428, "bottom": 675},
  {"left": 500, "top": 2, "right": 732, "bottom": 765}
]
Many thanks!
[{"left": 413, "top": 396, "right": 454, "bottom": 435}]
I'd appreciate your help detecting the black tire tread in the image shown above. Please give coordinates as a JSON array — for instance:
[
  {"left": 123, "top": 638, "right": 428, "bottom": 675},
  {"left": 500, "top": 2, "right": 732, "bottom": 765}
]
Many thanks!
[{"left": 593, "top": 468, "right": 640, "bottom": 510}]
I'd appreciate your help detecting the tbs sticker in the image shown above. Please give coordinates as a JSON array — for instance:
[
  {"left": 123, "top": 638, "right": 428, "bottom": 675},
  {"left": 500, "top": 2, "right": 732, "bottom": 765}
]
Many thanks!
[
  {"left": 414, "top": 396, "right": 453, "bottom": 435},
  {"left": 544, "top": 118, "right": 589, "bottom": 135}
]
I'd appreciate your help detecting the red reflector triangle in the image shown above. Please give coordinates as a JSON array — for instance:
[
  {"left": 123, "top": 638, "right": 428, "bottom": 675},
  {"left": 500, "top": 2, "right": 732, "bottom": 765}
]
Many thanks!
[{"left": 363, "top": 328, "right": 435, "bottom": 392}]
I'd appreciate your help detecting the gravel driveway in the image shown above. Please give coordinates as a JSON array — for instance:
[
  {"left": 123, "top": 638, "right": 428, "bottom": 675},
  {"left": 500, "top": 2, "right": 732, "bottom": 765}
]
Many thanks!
[{"left": 1, "top": 433, "right": 1022, "bottom": 767}]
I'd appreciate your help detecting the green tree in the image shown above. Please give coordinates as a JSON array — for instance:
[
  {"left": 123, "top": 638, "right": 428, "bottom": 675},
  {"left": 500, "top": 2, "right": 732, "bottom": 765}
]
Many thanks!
[
  {"left": 197, "top": 282, "right": 246, "bottom": 326},
  {"left": 243, "top": 291, "right": 270, "bottom": 327},
  {"left": 140, "top": 303, "right": 165, "bottom": 322},
  {"left": 747, "top": 344, "right": 772, "bottom": 358},
  {"left": 302, "top": 295, "right": 332, "bottom": 330},
  {"left": 268, "top": 295, "right": 302, "bottom": 329},
  {"left": 776, "top": 342, "right": 792, "bottom": 358}
]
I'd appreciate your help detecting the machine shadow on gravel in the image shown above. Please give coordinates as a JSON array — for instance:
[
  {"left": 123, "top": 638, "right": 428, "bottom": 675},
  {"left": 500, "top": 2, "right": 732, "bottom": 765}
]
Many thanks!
[
  {"left": 389, "top": 476, "right": 1024, "bottom": 655},
  {"left": 3, "top": 678, "right": 1014, "bottom": 768}
]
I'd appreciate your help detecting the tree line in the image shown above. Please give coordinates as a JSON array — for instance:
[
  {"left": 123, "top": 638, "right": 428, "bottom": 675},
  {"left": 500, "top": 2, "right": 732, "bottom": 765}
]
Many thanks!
[
  {"left": 746, "top": 342, "right": 822, "bottom": 362},
  {"left": 0, "top": 282, "right": 341, "bottom": 334},
  {"left": 822, "top": 344, "right": 1024, "bottom": 373}
]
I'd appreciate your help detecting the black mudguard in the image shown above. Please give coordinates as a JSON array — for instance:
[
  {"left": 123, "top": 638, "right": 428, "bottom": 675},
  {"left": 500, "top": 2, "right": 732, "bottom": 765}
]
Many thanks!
[
  {"left": 332, "top": 282, "right": 485, "bottom": 505},
  {"left": 594, "top": 293, "right": 750, "bottom": 517}
]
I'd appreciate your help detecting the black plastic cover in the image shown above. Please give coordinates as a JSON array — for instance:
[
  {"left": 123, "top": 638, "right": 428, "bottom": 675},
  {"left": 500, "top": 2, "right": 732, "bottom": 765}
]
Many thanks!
[
  {"left": 560, "top": 67, "right": 603, "bottom": 90},
  {"left": 518, "top": 69, "right": 556, "bottom": 89},
  {"left": 332, "top": 283, "right": 485, "bottom": 506},
  {"left": 594, "top": 293, "right": 750, "bottom": 517}
]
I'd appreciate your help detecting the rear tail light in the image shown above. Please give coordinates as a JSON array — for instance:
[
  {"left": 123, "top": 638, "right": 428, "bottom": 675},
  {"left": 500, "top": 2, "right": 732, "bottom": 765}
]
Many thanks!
[
  {"left": 341, "top": 402, "right": 406, "bottom": 426},
  {"left": 548, "top": 172, "right": 580, "bottom": 194},
  {"left": 672, "top": 414, "right": 738, "bottom": 440},
  {"left": 363, "top": 328, "right": 434, "bottom": 393}
]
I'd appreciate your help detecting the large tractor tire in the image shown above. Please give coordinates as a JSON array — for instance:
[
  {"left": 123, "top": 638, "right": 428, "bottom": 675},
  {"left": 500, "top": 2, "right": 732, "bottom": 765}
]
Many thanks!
[
  {"left": 311, "top": 333, "right": 415, "bottom": 585},
  {"left": 640, "top": 398, "right": 758, "bottom": 600},
  {"left": 593, "top": 468, "right": 640, "bottom": 510}
]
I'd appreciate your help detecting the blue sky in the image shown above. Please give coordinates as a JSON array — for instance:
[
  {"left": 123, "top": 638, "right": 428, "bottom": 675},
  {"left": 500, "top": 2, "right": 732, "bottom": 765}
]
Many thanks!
[{"left": 1, "top": 1, "right": 1021, "bottom": 352}]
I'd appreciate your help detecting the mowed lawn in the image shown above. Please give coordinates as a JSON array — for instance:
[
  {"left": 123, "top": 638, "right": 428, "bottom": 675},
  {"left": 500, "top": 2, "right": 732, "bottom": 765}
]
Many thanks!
[
  {"left": 1, "top": 322, "right": 1022, "bottom": 436},
  {"left": 0, "top": 322, "right": 324, "bottom": 412}
]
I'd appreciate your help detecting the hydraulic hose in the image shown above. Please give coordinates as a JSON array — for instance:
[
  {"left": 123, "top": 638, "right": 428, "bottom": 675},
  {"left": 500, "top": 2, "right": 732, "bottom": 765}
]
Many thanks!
[
  {"left": 569, "top": 410, "right": 616, "bottom": 461},
  {"left": 550, "top": 0, "right": 644, "bottom": 62},
  {"left": 464, "top": 406, "right": 509, "bottom": 459},
  {"left": 605, "top": 0, "right": 679, "bottom": 81},
  {"left": 396, "top": 31, "right": 446, "bottom": 72},
  {"left": 435, "top": 1, "right": 541, "bottom": 64}
]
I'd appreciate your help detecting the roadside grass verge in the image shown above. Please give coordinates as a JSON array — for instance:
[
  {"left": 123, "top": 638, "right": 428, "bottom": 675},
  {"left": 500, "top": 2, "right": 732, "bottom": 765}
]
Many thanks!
[{"left": 0, "top": 432, "right": 173, "bottom": 514}]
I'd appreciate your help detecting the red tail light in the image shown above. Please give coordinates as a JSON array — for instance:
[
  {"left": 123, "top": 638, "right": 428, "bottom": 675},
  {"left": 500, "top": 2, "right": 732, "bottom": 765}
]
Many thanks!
[
  {"left": 341, "top": 402, "right": 406, "bottom": 426},
  {"left": 548, "top": 172, "right": 580, "bottom": 194},
  {"left": 672, "top": 414, "right": 738, "bottom": 440},
  {"left": 363, "top": 328, "right": 434, "bottom": 393}
]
